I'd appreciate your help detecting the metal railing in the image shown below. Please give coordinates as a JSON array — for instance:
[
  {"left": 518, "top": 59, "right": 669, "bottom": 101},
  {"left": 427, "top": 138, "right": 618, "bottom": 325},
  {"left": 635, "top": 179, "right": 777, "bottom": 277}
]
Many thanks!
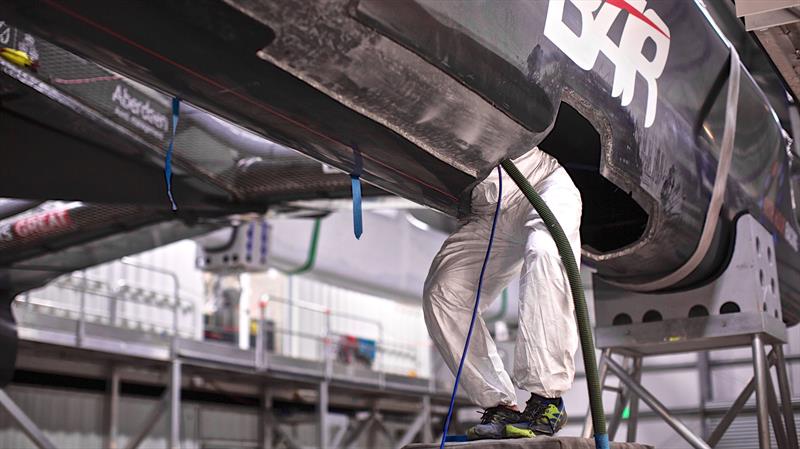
[
  {"left": 252, "top": 295, "right": 423, "bottom": 379},
  {"left": 15, "top": 274, "right": 428, "bottom": 380},
  {"left": 16, "top": 272, "right": 198, "bottom": 339}
]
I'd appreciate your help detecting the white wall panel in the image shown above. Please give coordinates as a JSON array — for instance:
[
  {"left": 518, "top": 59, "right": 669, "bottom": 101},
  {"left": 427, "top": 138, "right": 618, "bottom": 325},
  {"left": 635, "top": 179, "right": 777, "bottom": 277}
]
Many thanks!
[{"left": 269, "top": 210, "right": 447, "bottom": 302}]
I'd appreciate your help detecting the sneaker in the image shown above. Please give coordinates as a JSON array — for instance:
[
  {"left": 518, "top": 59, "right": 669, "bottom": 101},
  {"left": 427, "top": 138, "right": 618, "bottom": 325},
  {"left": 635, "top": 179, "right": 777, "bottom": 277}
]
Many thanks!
[
  {"left": 514, "top": 393, "right": 568, "bottom": 436},
  {"left": 466, "top": 406, "right": 534, "bottom": 440}
]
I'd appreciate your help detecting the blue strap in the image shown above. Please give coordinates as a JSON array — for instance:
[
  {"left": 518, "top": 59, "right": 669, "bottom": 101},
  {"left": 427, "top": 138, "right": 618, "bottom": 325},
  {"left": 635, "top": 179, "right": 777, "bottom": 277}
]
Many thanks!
[
  {"left": 351, "top": 175, "right": 363, "bottom": 239},
  {"left": 165, "top": 97, "right": 180, "bottom": 211},
  {"left": 350, "top": 144, "right": 363, "bottom": 239}
]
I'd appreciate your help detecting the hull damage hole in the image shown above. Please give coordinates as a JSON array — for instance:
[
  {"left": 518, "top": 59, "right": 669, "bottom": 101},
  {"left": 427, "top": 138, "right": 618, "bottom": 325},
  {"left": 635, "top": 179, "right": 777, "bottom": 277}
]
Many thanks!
[{"left": 538, "top": 103, "right": 649, "bottom": 253}]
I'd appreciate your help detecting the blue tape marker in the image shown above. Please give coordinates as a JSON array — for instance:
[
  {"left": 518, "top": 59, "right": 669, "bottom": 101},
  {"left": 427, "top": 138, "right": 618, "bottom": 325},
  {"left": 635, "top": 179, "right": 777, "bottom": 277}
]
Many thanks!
[
  {"left": 351, "top": 175, "right": 363, "bottom": 239},
  {"left": 594, "top": 433, "right": 610, "bottom": 449},
  {"left": 350, "top": 144, "right": 363, "bottom": 239},
  {"left": 165, "top": 97, "right": 180, "bottom": 211}
]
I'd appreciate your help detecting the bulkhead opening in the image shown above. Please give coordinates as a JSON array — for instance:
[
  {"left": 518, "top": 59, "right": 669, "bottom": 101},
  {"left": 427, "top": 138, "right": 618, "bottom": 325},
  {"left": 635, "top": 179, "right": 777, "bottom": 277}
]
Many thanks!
[{"left": 538, "top": 103, "right": 648, "bottom": 253}]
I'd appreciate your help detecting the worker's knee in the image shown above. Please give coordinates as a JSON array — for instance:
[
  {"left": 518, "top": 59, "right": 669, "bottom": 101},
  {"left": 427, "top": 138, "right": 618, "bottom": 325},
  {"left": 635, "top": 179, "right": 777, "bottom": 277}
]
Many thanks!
[
  {"left": 423, "top": 269, "right": 476, "bottom": 313},
  {"left": 525, "top": 232, "right": 560, "bottom": 263}
]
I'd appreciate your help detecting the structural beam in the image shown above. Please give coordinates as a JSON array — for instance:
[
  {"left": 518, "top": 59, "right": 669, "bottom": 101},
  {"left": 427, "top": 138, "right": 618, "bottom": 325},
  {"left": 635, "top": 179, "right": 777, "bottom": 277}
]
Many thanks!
[
  {"left": 422, "top": 396, "right": 433, "bottom": 444},
  {"left": 605, "top": 357, "right": 710, "bottom": 449},
  {"left": 318, "top": 381, "right": 329, "bottom": 449},
  {"left": 106, "top": 366, "right": 121, "bottom": 449},
  {"left": 752, "top": 335, "right": 771, "bottom": 449},
  {"left": 260, "top": 388, "right": 274, "bottom": 449},
  {"left": 626, "top": 357, "right": 643, "bottom": 443},
  {"left": 765, "top": 373, "right": 789, "bottom": 449},
  {"left": 168, "top": 359, "right": 181, "bottom": 449},
  {"left": 774, "top": 345, "right": 799, "bottom": 449},
  {"left": 124, "top": 392, "right": 168, "bottom": 449},
  {"left": 0, "top": 389, "right": 57, "bottom": 449},
  {"left": 707, "top": 351, "right": 776, "bottom": 447}
]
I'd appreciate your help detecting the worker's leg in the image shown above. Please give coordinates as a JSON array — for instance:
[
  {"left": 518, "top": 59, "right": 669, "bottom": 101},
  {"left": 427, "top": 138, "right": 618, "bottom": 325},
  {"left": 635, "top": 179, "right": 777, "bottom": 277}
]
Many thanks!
[
  {"left": 513, "top": 167, "right": 582, "bottom": 398},
  {"left": 423, "top": 211, "right": 523, "bottom": 409}
]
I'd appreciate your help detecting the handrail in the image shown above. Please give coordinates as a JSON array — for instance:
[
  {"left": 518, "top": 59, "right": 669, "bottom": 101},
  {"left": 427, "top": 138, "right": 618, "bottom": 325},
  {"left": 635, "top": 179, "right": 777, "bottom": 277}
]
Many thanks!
[{"left": 21, "top": 270, "right": 423, "bottom": 377}]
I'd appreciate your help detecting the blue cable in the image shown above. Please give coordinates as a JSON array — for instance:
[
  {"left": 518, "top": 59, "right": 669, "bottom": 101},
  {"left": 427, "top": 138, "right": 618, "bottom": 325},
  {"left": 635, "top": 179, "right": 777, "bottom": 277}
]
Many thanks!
[
  {"left": 439, "top": 166, "right": 503, "bottom": 448},
  {"left": 165, "top": 97, "right": 180, "bottom": 211}
]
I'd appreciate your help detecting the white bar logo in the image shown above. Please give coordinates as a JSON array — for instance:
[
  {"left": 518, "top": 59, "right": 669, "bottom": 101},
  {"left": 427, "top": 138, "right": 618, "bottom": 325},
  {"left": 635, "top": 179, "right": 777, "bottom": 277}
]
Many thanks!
[{"left": 544, "top": 0, "right": 671, "bottom": 127}]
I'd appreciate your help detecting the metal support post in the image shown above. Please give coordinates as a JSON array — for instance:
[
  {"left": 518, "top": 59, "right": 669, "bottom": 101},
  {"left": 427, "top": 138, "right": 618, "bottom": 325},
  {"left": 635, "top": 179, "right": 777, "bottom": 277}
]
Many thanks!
[
  {"left": 422, "top": 395, "right": 433, "bottom": 443},
  {"left": 255, "top": 312, "right": 265, "bottom": 371},
  {"left": 752, "top": 334, "right": 771, "bottom": 449},
  {"left": 172, "top": 295, "right": 180, "bottom": 339},
  {"left": 110, "top": 288, "right": 119, "bottom": 328},
  {"left": 259, "top": 387, "right": 274, "bottom": 449},
  {"left": 707, "top": 350, "right": 777, "bottom": 447},
  {"left": 765, "top": 373, "right": 789, "bottom": 449},
  {"left": 106, "top": 366, "right": 121, "bottom": 449},
  {"left": 23, "top": 292, "right": 32, "bottom": 313},
  {"left": 606, "top": 357, "right": 711, "bottom": 449},
  {"left": 608, "top": 356, "right": 632, "bottom": 440},
  {"left": 318, "top": 381, "right": 329, "bottom": 449},
  {"left": 168, "top": 359, "right": 181, "bottom": 449},
  {"left": 626, "top": 356, "right": 643, "bottom": 443},
  {"left": 697, "top": 351, "right": 712, "bottom": 440},
  {"left": 77, "top": 271, "right": 87, "bottom": 346},
  {"left": 323, "top": 310, "right": 333, "bottom": 380},
  {"left": 582, "top": 348, "right": 611, "bottom": 438},
  {"left": 0, "top": 389, "right": 57, "bottom": 449},
  {"left": 774, "top": 345, "right": 798, "bottom": 449}
]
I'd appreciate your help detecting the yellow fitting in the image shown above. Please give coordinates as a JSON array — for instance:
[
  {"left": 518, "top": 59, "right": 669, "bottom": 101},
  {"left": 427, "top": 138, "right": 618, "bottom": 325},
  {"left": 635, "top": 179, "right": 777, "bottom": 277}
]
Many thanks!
[{"left": 0, "top": 48, "right": 36, "bottom": 69}]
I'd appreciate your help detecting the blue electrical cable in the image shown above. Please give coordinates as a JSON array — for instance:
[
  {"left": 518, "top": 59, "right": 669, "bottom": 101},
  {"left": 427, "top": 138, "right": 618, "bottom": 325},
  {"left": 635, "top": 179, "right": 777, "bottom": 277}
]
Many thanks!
[
  {"left": 439, "top": 166, "right": 503, "bottom": 449},
  {"left": 165, "top": 97, "right": 180, "bottom": 211}
]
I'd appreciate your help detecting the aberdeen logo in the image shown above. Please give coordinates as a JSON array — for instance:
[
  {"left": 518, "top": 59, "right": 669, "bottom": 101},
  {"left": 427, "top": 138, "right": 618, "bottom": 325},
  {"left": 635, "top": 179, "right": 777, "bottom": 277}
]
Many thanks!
[{"left": 544, "top": 0, "right": 671, "bottom": 128}]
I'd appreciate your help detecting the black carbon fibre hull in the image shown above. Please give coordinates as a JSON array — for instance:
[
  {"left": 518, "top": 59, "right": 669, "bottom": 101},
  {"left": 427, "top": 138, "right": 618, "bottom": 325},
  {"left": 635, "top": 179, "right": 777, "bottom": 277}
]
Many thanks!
[{"left": 2, "top": 1, "right": 800, "bottom": 322}]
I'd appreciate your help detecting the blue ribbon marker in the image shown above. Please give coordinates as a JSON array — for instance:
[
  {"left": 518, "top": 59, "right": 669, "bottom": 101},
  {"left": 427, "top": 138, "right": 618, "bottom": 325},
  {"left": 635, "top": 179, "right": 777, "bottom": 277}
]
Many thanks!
[
  {"left": 165, "top": 97, "right": 180, "bottom": 211},
  {"left": 350, "top": 143, "right": 363, "bottom": 239}
]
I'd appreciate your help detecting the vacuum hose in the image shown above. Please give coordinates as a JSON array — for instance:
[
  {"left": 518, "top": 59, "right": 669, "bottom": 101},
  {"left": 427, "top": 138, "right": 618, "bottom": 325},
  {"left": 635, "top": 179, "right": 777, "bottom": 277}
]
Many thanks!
[{"left": 501, "top": 160, "right": 609, "bottom": 449}]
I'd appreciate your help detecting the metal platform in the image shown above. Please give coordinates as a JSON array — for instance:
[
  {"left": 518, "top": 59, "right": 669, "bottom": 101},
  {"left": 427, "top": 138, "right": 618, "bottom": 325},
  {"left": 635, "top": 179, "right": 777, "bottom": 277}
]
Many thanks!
[
  {"left": 5, "top": 280, "right": 464, "bottom": 449},
  {"left": 404, "top": 436, "right": 653, "bottom": 448}
]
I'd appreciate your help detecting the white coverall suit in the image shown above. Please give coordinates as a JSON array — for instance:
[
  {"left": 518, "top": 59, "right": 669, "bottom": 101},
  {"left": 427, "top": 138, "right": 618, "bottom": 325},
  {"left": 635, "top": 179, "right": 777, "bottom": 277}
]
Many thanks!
[{"left": 423, "top": 147, "right": 582, "bottom": 409}]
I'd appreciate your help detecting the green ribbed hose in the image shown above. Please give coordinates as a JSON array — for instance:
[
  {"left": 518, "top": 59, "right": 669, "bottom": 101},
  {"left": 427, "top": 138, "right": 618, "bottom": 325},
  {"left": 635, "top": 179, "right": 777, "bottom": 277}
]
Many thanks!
[
  {"left": 500, "top": 160, "right": 608, "bottom": 446},
  {"left": 286, "top": 218, "right": 322, "bottom": 275}
]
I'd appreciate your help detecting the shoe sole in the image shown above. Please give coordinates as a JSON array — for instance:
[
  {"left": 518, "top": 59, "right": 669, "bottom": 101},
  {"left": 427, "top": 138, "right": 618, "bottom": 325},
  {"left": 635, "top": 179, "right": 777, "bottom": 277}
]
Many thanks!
[
  {"left": 466, "top": 425, "right": 535, "bottom": 441},
  {"left": 503, "top": 424, "right": 535, "bottom": 439}
]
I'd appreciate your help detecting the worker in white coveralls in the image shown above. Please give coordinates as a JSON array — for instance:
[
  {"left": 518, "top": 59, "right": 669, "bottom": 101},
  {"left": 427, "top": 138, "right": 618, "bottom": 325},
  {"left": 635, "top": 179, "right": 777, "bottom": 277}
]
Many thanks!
[{"left": 423, "top": 147, "right": 581, "bottom": 440}]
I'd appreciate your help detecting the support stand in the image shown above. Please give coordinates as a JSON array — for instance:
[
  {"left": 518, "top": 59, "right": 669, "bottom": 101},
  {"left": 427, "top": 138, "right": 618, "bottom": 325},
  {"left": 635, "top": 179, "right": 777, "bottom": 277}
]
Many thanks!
[{"left": 585, "top": 215, "right": 797, "bottom": 449}]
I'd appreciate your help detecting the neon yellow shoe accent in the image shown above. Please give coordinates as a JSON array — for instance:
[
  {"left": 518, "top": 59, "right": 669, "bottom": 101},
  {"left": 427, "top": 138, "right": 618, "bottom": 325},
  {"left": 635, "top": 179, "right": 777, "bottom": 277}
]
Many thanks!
[
  {"left": 504, "top": 424, "right": 535, "bottom": 438},
  {"left": 542, "top": 404, "right": 560, "bottom": 421}
]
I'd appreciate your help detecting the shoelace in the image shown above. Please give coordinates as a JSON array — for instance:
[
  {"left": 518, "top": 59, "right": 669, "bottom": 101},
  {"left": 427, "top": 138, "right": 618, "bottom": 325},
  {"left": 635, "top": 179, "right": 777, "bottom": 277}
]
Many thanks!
[
  {"left": 478, "top": 407, "right": 513, "bottom": 424},
  {"left": 524, "top": 402, "right": 547, "bottom": 423}
]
